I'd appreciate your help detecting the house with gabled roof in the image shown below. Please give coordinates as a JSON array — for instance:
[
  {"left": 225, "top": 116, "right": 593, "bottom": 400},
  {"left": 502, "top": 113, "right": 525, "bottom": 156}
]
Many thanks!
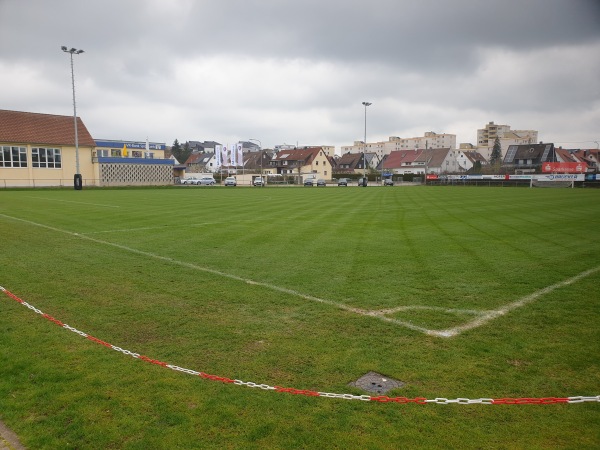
[
  {"left": 503, "top": 143, "right": 555, "bottom": 172},
  {"left": 421, "top": 148, "right": 456, "bottom": 174},
  {"left": 455, "top": 150, "right": 487, "bottom": 172},
  {"left": 364, "top": 153, "right": 380, "bottom": 171},
  {"left": 1, "top": 109, "right": 175, "bottom": 187},
  {"left": 187, "top": 141, "right": 221, "bottom": 153},
  {"left": 381, "top": 150, "right": 424, "bottom": 175},
  {"left": 269, "top": 147, "right": 333, "bottom": 180},
  {"left": 545, "top": 147, "right": 590, "bottom": 173},
  {"left": 243, "top": 150, "right": 273, "bottom": 173},
  {"left": 335, "top": 152, "right": 365, "bottom": 174},
  {"left": 381, "top": 148, "right": 460, "bottom": 175},
  {"left": 184, "top": 152, "right": 216, "bottom": 173},
  {"left": 571, "top": 149, "right": 599, "bottom": 172},
  {"left": 555, "top": 147, "right": 579, "bottom": 164}
]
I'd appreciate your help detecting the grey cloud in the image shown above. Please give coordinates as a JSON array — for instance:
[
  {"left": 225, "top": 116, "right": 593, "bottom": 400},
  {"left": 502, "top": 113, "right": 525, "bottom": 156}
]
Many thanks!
[{"left": 0, "top": 0, "right": 599, "bottom": 149}]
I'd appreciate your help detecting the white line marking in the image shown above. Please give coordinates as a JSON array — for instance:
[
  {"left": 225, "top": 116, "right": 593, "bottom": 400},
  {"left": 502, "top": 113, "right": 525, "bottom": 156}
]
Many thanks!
[
  {"left": 2, "top": 212, "right": 598, "bottom": 338},
  {"left": 26, "top": 196, "right": 120, "bottom": 208},
  {"left": 368, "top": 305, "right": 483, "bottom": 316},
  {"left": 80, "top": 221, "right": 254, "bottom": 235},
  {"left": 436, "top": 266, "right": 600, "bottom": 337},
  {"left": 82, "top": 226, "right": 173, "bottom": 234}
]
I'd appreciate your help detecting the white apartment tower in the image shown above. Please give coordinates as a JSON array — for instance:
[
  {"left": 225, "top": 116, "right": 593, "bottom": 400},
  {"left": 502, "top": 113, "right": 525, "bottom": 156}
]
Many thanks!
[{"left": 477, "top": 122, "right": 538, "bottom": 159}]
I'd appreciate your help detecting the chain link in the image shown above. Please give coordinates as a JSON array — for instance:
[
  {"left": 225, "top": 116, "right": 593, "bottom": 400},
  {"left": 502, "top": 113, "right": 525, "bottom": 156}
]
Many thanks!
[
  {"left": 22, "top": 301, "right": 43, "bottom": 315},
  {"left": 166, "top": 364, "right": 201, "bottom": 376},
  {"left": 568, "top": 396, "right": 600, "bottom": 403},
  {"left": 319, "top": 392, "right": 371, "bottom": 401},
  {"left": 467, "top": 398, "right": 494, "bottom": 405},
  {"left": 62, "top": 324, "right": 89, "bottom": 338},
  {"left": 3, "top": 287, "right": 599, "bottom": 406},
  {"left": 234, "top": 380, "right": 277, "bottom": 390},
  {"left": 112, "top": 347, "right": 140, "bottom": 358}
]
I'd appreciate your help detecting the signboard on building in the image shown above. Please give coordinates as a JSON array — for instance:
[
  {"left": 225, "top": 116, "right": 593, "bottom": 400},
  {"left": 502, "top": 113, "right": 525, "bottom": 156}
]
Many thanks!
[{"left": 542, "top": 162, "right": 586, "bottom": 173}]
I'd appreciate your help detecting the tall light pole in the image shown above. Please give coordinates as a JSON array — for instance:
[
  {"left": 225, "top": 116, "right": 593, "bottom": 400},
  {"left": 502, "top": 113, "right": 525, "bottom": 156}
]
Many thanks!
[
  {"left": 380, "top": 147, "right": 385, "bottom": 185},
  {"left": 249, "top": 138, "right": 263, "bottom": 186},
  {"left": 61, "top": 46, "right": 84, "bottom": 190},
  {"left": 362, "top": 101, "right": 372, "bottom": 186}
]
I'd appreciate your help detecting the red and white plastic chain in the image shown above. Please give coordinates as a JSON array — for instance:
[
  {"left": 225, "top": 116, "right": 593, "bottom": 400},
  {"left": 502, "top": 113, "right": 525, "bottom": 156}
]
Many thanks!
[{"left": 2, "top": 286, "right": 599, "bottom": 405}]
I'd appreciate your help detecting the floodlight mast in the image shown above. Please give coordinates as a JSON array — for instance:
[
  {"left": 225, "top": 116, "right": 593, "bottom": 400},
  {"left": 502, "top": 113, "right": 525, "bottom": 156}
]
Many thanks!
[
  {"left": 61, "top": 46, "right": 84, "bottom": 189},
  {"left": 361, "top": 102, "right": 372, "bottom": 186}
]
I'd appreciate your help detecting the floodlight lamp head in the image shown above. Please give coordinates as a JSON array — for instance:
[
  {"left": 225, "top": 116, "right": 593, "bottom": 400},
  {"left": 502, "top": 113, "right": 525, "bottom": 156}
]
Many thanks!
[
  {"left": 362, "top": 101, "right": 372, "bottom": 107},
  {"left": 76, "top": 49, "right": 84, "bottom": 54},
  {"left": 61, "top": 46, "right": 68, "bottom": 51}
]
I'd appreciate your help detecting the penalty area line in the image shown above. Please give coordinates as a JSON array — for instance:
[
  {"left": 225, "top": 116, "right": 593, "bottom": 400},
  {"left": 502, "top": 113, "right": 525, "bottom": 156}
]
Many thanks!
[
  {"left": 3, "top": 212, "right": 597, "bottom": 339},
  {"left": 0, "top": 213, "right": 381, "bottom": 323},
  {"left": 436, "top": 266, "right": 600, "bottom": 337}
]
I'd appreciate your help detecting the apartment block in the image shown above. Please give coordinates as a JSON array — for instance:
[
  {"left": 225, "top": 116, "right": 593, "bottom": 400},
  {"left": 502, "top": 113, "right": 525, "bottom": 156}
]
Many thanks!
[{"left": 477, "top": 122, "right": 538, "bottom": 160}]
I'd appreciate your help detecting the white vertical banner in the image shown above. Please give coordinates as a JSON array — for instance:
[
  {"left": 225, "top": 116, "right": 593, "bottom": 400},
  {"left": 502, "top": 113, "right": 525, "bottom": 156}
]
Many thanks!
[
  {"left": 237, "top": 142, "right": 243, "bottom": 167},
  {"left": 215, "top": 145, "right": 222, "bottom": 166},
  {"left": 230, "top": 143, "right": 236, "bottom": 166},
  {"left": 222, "top": 145, "right": 228, "bottom": 166}
]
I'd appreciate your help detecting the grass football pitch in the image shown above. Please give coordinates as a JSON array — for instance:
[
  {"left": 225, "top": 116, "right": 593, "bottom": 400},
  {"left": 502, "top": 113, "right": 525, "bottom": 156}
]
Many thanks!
[{"left": 1, "top": 185, "right": 599, "bottom": 449}]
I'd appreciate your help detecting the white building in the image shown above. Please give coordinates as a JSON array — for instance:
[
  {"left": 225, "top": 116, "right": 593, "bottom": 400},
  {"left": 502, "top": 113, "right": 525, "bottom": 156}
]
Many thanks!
[
  {"left": 341, "top": 132, "right": 456, "bottom": 164},
  {"left": 385, "top": 132, "right": 457, "bottom": 152},
  {"left": 477, "top": 122, "right": 538, "bottom": 160},
  {"left": 454, "top": 150, "right": 487, "bottom": 172}
]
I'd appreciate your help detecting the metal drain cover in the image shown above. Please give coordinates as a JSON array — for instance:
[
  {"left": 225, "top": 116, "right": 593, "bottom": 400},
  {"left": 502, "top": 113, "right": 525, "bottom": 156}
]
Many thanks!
[{"left": 349, "top": 371, "right": 405, "bottom": 394}]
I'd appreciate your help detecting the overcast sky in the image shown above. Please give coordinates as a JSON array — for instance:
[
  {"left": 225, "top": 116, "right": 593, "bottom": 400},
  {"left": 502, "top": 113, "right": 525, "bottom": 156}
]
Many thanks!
[{"left": 1, "top": 0, "right": 599, "bottom": 152}]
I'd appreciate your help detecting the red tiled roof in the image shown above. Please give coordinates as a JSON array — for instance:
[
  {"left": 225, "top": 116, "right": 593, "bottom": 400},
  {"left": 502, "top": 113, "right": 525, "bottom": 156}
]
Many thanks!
[
  {"left": 273, "top": 147, "right": 321, "bottom": 164},
  {"left": 0, "top": 109, "right": 96, "bottom": 147},
  {"left": 184, "top": 152, "right": 207, "bottom": 164},
  {"left": 555, "top": 147, "right": 578, "bottom": 163},
  {"left": 383, "top": 150, "right": 423, "bottom": 169}
]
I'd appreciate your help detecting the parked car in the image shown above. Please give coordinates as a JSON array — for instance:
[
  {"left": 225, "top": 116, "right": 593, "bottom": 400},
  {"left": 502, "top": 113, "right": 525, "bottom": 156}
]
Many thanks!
[
  {"left": 337, "top": 178, "right": 349, "bottom": 186},
  {"left": 181, "top": 177, "right": 198, "bottom": 185},
  {"left": 317, "top": 179, "right": 326, "bottom": 187},
  {"left": 224, "top": 177, "right": 237, "bottom": 186},
  {"left": 358, "top": 177, "right": 368, "bottom": 187},
  {"left": 304, "top": 178, "right": 314, "bottom": 186},
  {"left": 197, "top": 176, "right": 216, "bottom": 185},
  {"left": 383, "top": 179, "right": 394, "bottom": 186},
  {"left": 253, "top": 177, "right": 265, "bottom": 186}
]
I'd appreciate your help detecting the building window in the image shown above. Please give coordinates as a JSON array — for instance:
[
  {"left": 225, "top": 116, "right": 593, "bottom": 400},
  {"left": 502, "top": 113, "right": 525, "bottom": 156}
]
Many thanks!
[
  {"left": 132, "top": 151, "right": 142, "bottom": 158},
  {"left": 111, "top": 149, "right": 122, "bottom": 157},
  {"left": 97, "top": 149, "right": 109, "bottom": 157},
  {"left": 1, "top": 146, "right": 27, "bottom": 168},
  {"left": 32, "top": 147, "right": 61, "bottom": 168}
]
